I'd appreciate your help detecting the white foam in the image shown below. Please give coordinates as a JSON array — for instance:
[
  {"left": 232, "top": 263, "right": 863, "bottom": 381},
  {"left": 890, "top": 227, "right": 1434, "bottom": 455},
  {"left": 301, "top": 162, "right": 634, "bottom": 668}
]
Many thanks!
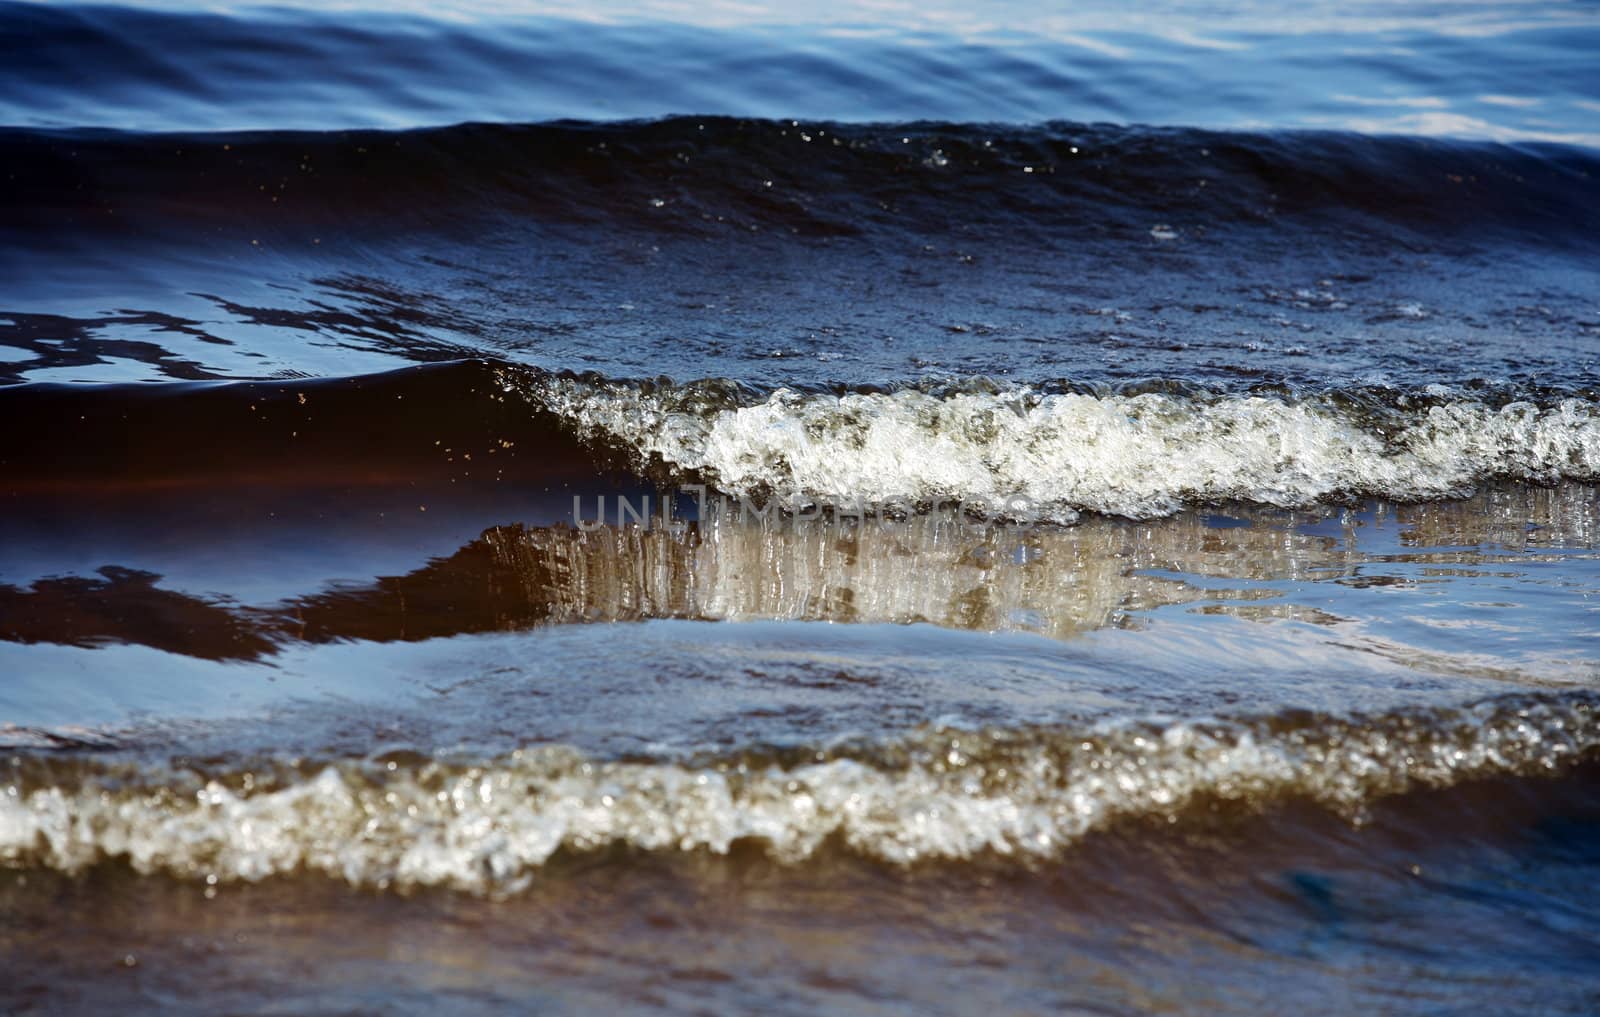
[
  {"left": 3, "top": 696, "right": 1592, "bottom": 894},
  {"left": 525, "top": 374, "right": 1600, "bottom": 520}
]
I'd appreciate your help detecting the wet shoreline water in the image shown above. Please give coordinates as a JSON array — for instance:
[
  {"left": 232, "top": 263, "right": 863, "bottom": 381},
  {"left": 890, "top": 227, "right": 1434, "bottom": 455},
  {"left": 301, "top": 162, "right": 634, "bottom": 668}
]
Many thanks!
[{"left": 7, "top": 764, "right": 1600, "bottom": 1015}]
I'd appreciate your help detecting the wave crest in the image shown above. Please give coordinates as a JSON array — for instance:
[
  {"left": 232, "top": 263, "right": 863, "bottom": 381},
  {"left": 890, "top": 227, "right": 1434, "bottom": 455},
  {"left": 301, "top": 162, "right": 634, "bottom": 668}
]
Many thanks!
[
  {"left": 4, "top": 693, "right": 1595, "bottom": 894},
  {"left": 521, "top": 371, "right": 1600, "bottom": 520}
]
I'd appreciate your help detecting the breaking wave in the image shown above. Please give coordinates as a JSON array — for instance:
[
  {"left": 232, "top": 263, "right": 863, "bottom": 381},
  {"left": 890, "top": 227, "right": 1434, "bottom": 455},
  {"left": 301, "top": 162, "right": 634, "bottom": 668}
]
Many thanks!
[
  {"left": 7, "top": 362, "right": 1596, "bottom": 521},
  {"left": 4, "top": 692, "right": 1596, "bottom": 894},
  {"left": 521, "top": 370, "right": 1600, "bottom": 521}
]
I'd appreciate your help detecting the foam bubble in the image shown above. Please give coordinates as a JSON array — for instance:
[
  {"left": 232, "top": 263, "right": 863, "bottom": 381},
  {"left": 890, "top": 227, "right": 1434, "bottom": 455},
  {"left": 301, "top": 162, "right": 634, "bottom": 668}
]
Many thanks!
[
  {"left": 3, "top": 694, "right": 1594, "bottom": 894},
  {"left": 523, "top": 374, "right": 1600, "bottom": 520}
]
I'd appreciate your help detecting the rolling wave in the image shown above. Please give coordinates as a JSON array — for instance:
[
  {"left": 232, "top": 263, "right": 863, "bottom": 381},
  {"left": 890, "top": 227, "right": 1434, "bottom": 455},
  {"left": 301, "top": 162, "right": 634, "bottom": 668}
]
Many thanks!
[
  {"left": 520, "top": 369, "right": 1600, "bottom": 520},
  {"left": 5, "top": 118, "right": 1596, "bottom": 392},
  {"left": 4, "top": 692, "right": 1594, "bottom": 893},
  {"left": 6, "top": 118, "right": 1596, "bottom": 248},
  {"left": 5, "top": 361, "right": 1598, "bottom": 519}
]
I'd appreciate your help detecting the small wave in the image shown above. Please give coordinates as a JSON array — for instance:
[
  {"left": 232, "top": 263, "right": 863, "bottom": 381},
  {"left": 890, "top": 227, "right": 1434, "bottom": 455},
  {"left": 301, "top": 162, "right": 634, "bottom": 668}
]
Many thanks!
[
  {"left": 6, "top": 363, "right": 1596, "bottom": 520},
  {"left": 5, "top": 118, "right": 1596, "bottom": 249},
  {"left": 3, "top": 693, "right": 1594, "bottom": 894},
  {"left": 520, "top": 371, "right": 1600, "bottom": 520}
]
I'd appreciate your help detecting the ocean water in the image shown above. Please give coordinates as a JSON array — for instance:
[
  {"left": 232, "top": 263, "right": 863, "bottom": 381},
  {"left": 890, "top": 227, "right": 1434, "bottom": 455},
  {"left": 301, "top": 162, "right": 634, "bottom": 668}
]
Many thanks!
[{"left": 2, "top": 1, "right": 1600, "bottom": 1013}]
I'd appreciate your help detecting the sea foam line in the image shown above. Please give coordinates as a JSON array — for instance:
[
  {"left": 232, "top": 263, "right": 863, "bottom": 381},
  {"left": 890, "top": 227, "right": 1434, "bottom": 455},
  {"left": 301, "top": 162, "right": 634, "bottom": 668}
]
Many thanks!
[
  {"left": 3, "top": 695, "right": 1594, "bottom": 894},
  {"left": 521, "top": 375, "right": 1600, "bottom": 521}
]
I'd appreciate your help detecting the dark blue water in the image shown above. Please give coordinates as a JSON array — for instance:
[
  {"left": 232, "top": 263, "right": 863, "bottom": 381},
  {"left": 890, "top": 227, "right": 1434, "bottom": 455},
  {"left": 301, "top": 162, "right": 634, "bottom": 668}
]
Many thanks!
[
  {"left": 2, "top": 0, "right": 1597, "bottom": 391},
  {"left": 2, "top": 3, "right": 1599, "bottom": 1013}
]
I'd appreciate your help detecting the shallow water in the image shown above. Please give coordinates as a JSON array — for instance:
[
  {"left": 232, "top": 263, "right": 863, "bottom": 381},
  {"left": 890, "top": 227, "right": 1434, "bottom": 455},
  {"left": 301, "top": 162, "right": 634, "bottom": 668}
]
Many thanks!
[
  {"left": 8, "top": 769, "right": 1600, "bottom": 1016},
  {"left": 2, "top": 1, "right": 1599, "bottom": 1013}
]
